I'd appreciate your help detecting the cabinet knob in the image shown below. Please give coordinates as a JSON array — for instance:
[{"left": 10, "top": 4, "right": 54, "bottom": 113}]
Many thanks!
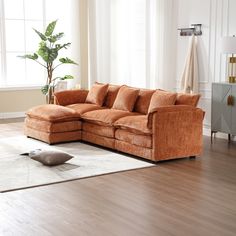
[{"left": 227, "top": 95, "right": 234, "bottom": 106}]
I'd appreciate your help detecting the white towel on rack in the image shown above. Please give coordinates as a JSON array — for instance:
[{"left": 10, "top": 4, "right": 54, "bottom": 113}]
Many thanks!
[{"left": 181, "top": 35, "right": 199, "bottom": 94}]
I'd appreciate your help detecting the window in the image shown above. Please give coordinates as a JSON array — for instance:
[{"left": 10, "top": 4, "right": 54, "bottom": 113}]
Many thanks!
[
  {"left": 0, "top": 0, "right": 75, "bottom": 88},
  {"left": 0, "top": 0, "right": 45, "bottom": 87}
]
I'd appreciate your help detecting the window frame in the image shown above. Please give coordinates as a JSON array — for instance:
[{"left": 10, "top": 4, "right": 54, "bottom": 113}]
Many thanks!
[{"left": 0, "top": 0, "right": 46, "bottom": 90}]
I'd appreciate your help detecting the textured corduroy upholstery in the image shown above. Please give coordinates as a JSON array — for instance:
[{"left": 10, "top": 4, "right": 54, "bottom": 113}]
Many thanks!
[
  {"left": 115, "top": 129, "right": 152, "bottom": 148},
  {"left": 114, "top": 115, "right": 151, "bottom": 135},
  {"left": 112, "top": 85, "right": 140, "bottom": 112},
  {"left": 26, "top": 104, "right": 80, "bottom": 122},
  {"left": 54, "top": 89, "right": 89, "bottom": 106},
  {"left": 24, "top": 104, "right": 82, "bottom": 144},
  {"left": 175, "top": 93, "right": 201, "bottom": 107},
  {"left": 148, "top": 90, "right": 177, "bottom": 113},
  {"left": 85, "top": 83, "right": 109, "bottom": 106},
  {"left": 115, "top": 140, "right": 152, "bottom": 160},
  {"left": 104, "top": 84, "right": 122, "bottom": 108},
  {"left": 151, "top": 105, "right": 204, "bottom": 160},
  {"left": 67, "top": 103, "right": 104, "bottom": 115},
  {"left": 82, "top": 122, "right": 115, "bottom": 138},
  {"left": 25, "top": 126, "right": 81, "bottom": 144},
  {"left": 25, "top": 84, "right": 204, "bottom": 162},
  {"left": 134, "top": 89, "right": 155, "bottom": 114},
  {"left": 82, "top": 131, "right": 115, "bottom": 149},
  {"left": 81, "top": 109, "right": 138, "bottom": 126},
  {"left": 25, "top": 117, "right": 81, "bottom": 133}
]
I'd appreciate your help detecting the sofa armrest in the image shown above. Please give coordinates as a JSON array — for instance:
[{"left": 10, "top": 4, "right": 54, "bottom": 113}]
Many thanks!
[
  {"left": 149, "top": 105, "right": 204, "bottom": 161},
  {"left": 147, "top": 105, "right": 200, "bottom": 128},
  {"left": 54, "top": 89, "right": 89, "bottom": 106}
]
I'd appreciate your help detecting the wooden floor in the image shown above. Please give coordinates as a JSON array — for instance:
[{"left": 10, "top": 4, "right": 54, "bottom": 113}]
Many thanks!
[{"left": 0, "top": 121, "right": 236, "bottom": 236}]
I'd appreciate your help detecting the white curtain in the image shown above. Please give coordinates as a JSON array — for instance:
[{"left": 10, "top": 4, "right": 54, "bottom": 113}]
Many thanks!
[{"left": 88, "top": 0, "right": 176, "bottom": 90}]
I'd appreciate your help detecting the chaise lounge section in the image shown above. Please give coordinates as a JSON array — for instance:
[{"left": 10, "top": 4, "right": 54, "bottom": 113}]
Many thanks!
[
  {"left": 25, "top": 104, "right": 82, "bottom": 144},
  {"left": 24, "top": 83, "right": 204, "bottom": 162}
]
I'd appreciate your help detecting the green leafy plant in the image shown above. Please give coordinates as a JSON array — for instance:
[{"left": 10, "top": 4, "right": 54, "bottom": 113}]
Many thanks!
[{"left": 18, "top": 20, "right": 78, "bottom": 103}]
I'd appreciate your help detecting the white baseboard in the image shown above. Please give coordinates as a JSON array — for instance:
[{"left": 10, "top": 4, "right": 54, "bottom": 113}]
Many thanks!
[
  {"left": 203, "top": 127, "right": 211, "bottom": 137},
  {"left": 203, "top": 125, "right": 235, "bottom": 140},
  {"left": 0, "top": 112, "right": 26, "bottom": 119}
]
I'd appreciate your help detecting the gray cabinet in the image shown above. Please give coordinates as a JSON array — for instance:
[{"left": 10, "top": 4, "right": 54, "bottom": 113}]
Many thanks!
[{"left": 211, "top": 82, "right": 236, "bottom": 141}]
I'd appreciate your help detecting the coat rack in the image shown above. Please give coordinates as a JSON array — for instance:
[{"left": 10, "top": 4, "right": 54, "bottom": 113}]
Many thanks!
[{"left": 178, "top": 24, "right": 202, "bottom": 36}]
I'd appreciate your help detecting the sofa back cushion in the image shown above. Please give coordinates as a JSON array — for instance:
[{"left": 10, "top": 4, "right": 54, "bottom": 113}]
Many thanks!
[
  {"left": 112, "top": 85, "right": 139, "bottom": 112},
  {"left": 134, "top": 89, "right": 155, "bottom": 114},
  {"left": 148, "top": 89, "right": 177, "bottom": 113},
  {"left": 104, "top": 84, "right": 122, "bottom": 108},
  {"left": 85, "top": 83, "right": 109, "bottom": 106},
  {"left": 175, "top": 93, "right": 200, "bottom": 107}
]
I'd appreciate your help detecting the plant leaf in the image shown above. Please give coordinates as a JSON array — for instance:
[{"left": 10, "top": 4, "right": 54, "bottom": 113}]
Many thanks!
[
  {"left": 33, "top": 29, "right": 47, "bottom": 41},
  {"left": 38, "top": 44, "right": 58, "bottom": 63},
  {"left": 53, "top": 75, "right": 74, "bottom": 81},
  {"left": 59, "top": 57, "right": 78, "bottom": 65},
  {"left": 48, "top": 49, "right": 58, "bottom": 63},
  {"left": 55, "top": 43, "right": 71, "bottom": 51},
  {"left": 38, "top": 45, "right": 49, "bottom": 62},
  {"left": 48, "top": 32, "right": 64, "bottom": 43},
  {"left": 45, "top": 20, "right": 57, "bottom": 37},
  {"left": 61, "top": 75, "right": 74, "bottom": 80},
  {"left": 50, "top": 75, "right": 74, "bottom": 84},
  {"left": 18, "top": 53, "right": 38, "bottom": 60},
  {"left": 41, "top": 85, "right": 49, "bottom": 95},
  {"left": 39, "top": 41, "right": 46, "bottom": 48}
]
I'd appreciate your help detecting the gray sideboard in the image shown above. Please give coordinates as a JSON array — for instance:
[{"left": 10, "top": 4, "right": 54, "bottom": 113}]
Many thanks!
[{"left": 211, "top": 82, "right": 236, "bottom": 142}]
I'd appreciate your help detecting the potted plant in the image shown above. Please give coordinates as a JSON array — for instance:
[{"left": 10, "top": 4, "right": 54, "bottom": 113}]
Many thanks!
[{"left": 19, "top": 20, "right": 78, "bottom": 104}]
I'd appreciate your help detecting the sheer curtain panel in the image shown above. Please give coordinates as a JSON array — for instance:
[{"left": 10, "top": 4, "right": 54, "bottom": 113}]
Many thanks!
[{"left": 88, "top": 0, "right": 177, "bottom": 90}]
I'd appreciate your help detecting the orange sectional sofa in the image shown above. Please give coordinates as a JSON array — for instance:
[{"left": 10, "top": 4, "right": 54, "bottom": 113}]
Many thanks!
[{"left": 25, "top": 83, "right": 204, "bottom": 162}]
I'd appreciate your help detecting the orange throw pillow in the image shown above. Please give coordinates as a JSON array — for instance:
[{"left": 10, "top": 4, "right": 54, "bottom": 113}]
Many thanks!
[
  {"left": 148, "top": 90, "right": 177, "bottom": 113},
  {"left": 85, "top": 83, "right": 109, "bottom": 106},
  {"left": 134, "top": 89, "right": 155, "bottom": 114},
  {"left": 175, "top": 93, "right": 200, "bottom": 107},
  {"left": 104, "top": 84, "right": 121, "bottom": 108},
  {"left": 112, "top": 86, "right": 139, "bottom": 112}
]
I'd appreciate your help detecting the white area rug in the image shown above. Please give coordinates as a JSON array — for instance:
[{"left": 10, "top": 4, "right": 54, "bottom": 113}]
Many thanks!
[{"left": 0, "top": 136, "right": 154, "bottom": 192}]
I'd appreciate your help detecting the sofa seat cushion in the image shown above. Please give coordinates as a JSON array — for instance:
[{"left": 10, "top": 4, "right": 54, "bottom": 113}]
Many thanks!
[
  {"left": 26, "top": 104, "right": 80, "bottom": 122},
  {"left": 81, "top": 109, "right": 138, "bottom": 126},
  {"left": 82, "top": 122, "right": 115, "bottom": 138},
  {"left": 114, "top": 115, "right": 151, "bottom": 135},
  {"left": 25, "top": 117, "right": 82, "bottom": 133},
  {"left": 67, "top": 103, "right": 104, "bottom": 115},
  {"left": 115, "top": 129, "right": 152, "bottom": 148}
]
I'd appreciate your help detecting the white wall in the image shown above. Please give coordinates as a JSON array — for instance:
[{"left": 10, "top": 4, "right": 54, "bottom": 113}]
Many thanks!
[
  {"left": 0, "top": 89, "right": 44, "bottom": 115},
  {"left": 175, "top": 0, "right": 236, "bottom": 129}
]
